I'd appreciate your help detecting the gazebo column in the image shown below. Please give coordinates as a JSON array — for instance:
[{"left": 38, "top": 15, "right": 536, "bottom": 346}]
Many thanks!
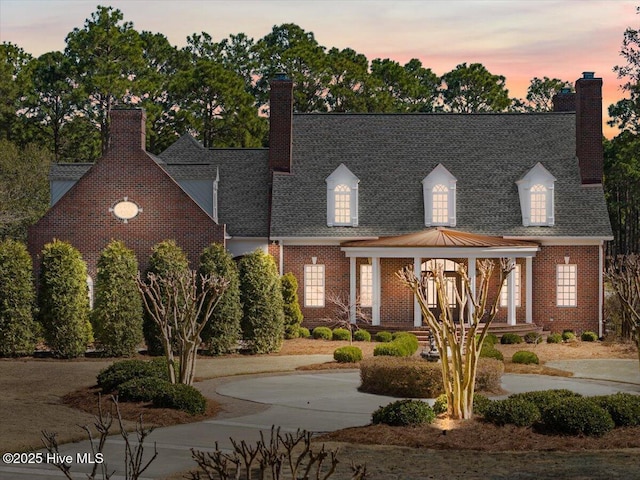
[
  {"left": 372, "top": 257, "right": 381, "bottom": 326},
  {"left": 349, "top": 257, "right": 356, "bottom": 324},
  {"left": 525, "top": 256, "right": 533, "bottom": 324},
  {"left": 413, "top": 257, "right": 422, "bottom": 327},
  {"left": 507, "top": 258, "right": 516, "bottom": 326},
  {"left": 467, "top": 257, "right": 476, "bottom": 323}
]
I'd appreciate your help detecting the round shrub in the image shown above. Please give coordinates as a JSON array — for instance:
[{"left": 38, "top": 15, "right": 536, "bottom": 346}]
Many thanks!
[
  {"left": 540, "top": 397, "right": 614, "bottom": 436},
  {"left": 512, "top": 350, "right": 539, "bottom": 365},
  {"left": 118, "top": 376, "right": 171, "bottom": 402},
  {"left": 373, "top": 333, "right": 418, "bottom": 357},
  {"left": 483, "top": 397, "right": 542, "bottom": 427},
  {"left": 298, "top": 327, "right": 311, "bottom": 338},
  {"left": 480, "top": 343, "right": 504, "bottom": 361},
  {"left": 374, "top": 331, "right": 393, "bottom": 343},
  {"left": 372, "top": 399, "right": 435, "bottom": 426},
  {"left": 581, "top": 331, "right": 598, "bottom": 342},
  {"left": 333, "top": 346, "right": 363, "bottom": 363},
  {"left": 510, "top": 389, "right": 582, "bottom": 406},
  {"left": 524, "top": 332, "right": 543, "bottom": 344},
  {"left": 353, "top": 329, "right": 371, "bottom": 342},
  {"left": 483, "top": 333, "right": 499, "bottom": 347},
  {"left": 433, "top": 394, "right": 448, "bottom": 415},
  {"left": 360, "top": 357, "right": 443, "bottom": 398},
  {"left": 473, "top": 394, "right": 492, "bottom": 416},
  {"left": 593, "top": 393, "right": 640, "bottom": 427},
  {"left": 562, "top": 330, "right": 576, "bottom": 342},
  {"left": 97, "top": 359, "right": 169, "bottom": 393},
  {"left": 547, "top": 333, "right": 563, "bottom": 344},
  {"left": 153, "top": 383, "right": 207, "bottom": 415},
  {"left": 332, "top": 328, "right": 351, "bottom": 341},
  {"left": 312, "top": 326, "right": 332, "bottom": 340},
  {"left": 500, "top": 333, "right": 523, "bottom": 345}
]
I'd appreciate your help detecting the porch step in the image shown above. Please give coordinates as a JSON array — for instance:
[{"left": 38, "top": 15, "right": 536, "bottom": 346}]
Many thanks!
[{"left": 406, "top": 323, "right": 544, "bottom": 341}]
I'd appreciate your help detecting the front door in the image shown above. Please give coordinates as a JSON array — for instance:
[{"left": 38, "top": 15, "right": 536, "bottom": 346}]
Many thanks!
[{"left": 422, "top": 259, "right": 464, "bottom": 324}]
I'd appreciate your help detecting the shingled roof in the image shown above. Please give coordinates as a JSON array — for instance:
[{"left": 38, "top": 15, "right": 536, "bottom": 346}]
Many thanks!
[{"left": 270, "top": 112, "right": 612, "bottom": 239}]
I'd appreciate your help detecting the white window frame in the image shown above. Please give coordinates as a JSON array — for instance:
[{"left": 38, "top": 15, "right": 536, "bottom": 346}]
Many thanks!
[
  {"left": 516, "top": 162, "right": 556, "bottom": 227},
  {"left": 326, "top": 164, "right": 359, "bottom": 227},
  {"left": 422, "top": 164, "right": 457, "bottom": 227},
  {"left": 304, "top": 264, "right": 325, "bottom": 307},
  {"left": 556, "top": 264, "right": 577, "bottom": 307},
  {"left": 360, "top": 264, "right": 373, "bottom": 307},
  {"left": 500, "top": 264, "right": 521, "bottom": 307}
]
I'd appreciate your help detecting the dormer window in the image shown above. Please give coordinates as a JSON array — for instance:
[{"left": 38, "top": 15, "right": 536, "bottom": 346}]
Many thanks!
[
  {"left": 517, "top": 163, "right": 555, "bottom": 227},
  {"left": 423, "top": 164, "right": 457, "bottom": 227},
  {"left": 326, "top": 164, "right": 359, "bottom": 227}
]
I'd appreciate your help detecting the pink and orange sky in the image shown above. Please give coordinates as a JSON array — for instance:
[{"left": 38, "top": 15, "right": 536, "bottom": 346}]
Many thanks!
[{"left": 0, "top": 0, "right": 636, "bottom": 138}]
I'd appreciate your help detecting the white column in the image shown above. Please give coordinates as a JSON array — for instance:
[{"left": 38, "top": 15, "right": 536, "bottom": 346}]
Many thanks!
[
  {"left": 526, "top": 257, "right": 533, "bottom": 324},
  {"left": 372, "top": 257, "right": 381, "bottom": 326},
  {"left": 467, "top": 257, "right": 476, "bottom": 323},
  {"left": 598, "top": 243, "right": 604, "bottom": 337},
  {"left": 507, "top": 258, "right": 516, "bottom": 326},
  {"left": 414, "top": 257, "right": 422, "bottom": 327},
  {"left": 349, "top": 257, "right": 357, "bottom": 324}
]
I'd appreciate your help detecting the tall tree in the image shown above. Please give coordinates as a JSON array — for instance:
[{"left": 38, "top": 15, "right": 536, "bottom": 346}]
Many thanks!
[
  {"left": 525, "top": 76, "right": 572, "bottom": 112},
  {"left": 0, "top": 42, "right": 33, "bottom": 144},
  {"left": 441, "top": 63, "right": 512, "bottom": 113},
  {"left": 325, "top": 47, "right": 372, "bottom": 112},
  {"left": 64, "top": 5, "right": 145, "bottom": 153}
]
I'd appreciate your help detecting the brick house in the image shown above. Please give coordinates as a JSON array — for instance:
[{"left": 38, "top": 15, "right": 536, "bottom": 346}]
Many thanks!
[{"left": 28, "top": 72, "right": 612, "bottom": 335}]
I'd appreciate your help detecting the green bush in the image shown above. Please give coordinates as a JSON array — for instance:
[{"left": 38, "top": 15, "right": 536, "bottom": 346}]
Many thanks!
[
  {"left": 473, "top": 394, "right": 492, "bottom": 416},
  {"left": 433, "top": 393, "right": 448, "bottom": 415},
  {"left": 500, "top": 333, "right": 523, "bottom": 344},
  {"left": 592, "top": 393, "right": 640, "bottom": 427},
  {"left": 92, "top": 241, "right": 143, "bottom": 357},
  {"left": 360, "top": 357, "right": 443, "bottom": 398},
  {"left": 198, "top": 243, "right": 242, "bottom": 355},
  {"left": 143, "top": 240, "right": 189, "bottom": 356},
  {"left": 524, "top": 332, "right": 543, "bottom": 344},
  {"left": 333, "top": 346, "right": 363, "bottom": 363},
  {"left": 0, "top": 239, "right": 37, "bottom": 356},
  {"left": 512, "top": 350, "right": 540, "bottom": 365},
  {"left": 153, "top": 383, "right": 207, "bottom": 415},
  {"left": 374, "top": 331, "right": 393, "bottom": 342},
  {"left": 38, "top": 240, "right": 92, "bottom": 358},
  {"left": 372, "top": 399, "right": 435, "bottom": 426},
  {"left": 562, "top": 330, "right": 576, "bottom": 342},
  {"left": 332, "top": 328, "right": 351, "bottom": 341},
  {"left": 483, "top": 397, "right": 542, "bottom": 427},
  {"left": 508, "top": 389, "right": 581, "bottom": 416},
  {"left": 298, "top": 327, "right": 311, "bottom": 338},
  {"left": 547, "top": 333, "right": 563, "bottom": 344},
  {"left": 483, "top": 333, "right": 499, "bottom": 347},
  {"left": 540, "top": 397, "right": 614, "bottom": 436},
  {"left": 479, "top": 343, "right": 504, "bottom": 361},
  {"left": 280, "top": 272, "right": 303, "bottom": 340},
  {"left": 312, "top": 326, "right": 332, "bottom": 340},
  {"left": 118, "top": 376, "right": 171, "bottom": 402},
  {"left": 581, "top": 331, "right": 598, "bottom": 342},
  {"left": 97, "top": 358, "right": 169, "bottom": 393},
  {"left": 353, "top": 329, "right": 371, "bottom": 342},
  {"left": 373, "top": 333, "right": 418, "bottom": 357},
  {"left": 238, "top": 250, "right": 285, "bottom": 354}
]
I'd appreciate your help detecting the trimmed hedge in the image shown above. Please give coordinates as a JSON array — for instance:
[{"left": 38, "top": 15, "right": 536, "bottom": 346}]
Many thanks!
[
  {"left": 118, "top": 376, "right": 171, "bottom": 402},
  {"left": 547, "top": 333, "right": 563, "bottom": 344},
  {"left": 372, "top": 399, "right": 435, "bottom": 426},
  {"left": 334, "top": 346, "right": 363, "bottom": 363},
  {"left": 373, "top": 333, "right": 418, "bottom": 357},
  {"left": 97, "top": 358, "right": 169, "bottom": 393},
  {"left": 374, "top": 331, "right": 393, "bottom": 343},
  {"left": 332, "top": 328, "right": 351, "bottom": 341},
  {"left": 592, "top": 393, "right": 640, "bottom": 427},
  {"left": 581, "top": 331, "right": 598, "bottom": 342},
  {"left": 500, "top": 333, "right": 523, "bottom": 345},
  {"left": 512, "top": 350, "right": 539, "bottom": 365},
  {"left": 540, "top": 397, "right": 614, "bottom": 436},
  {"left": 483, "top": 397, "right": 542, "bottom": 427},
  {"left": 353, "top": 329, "right": 371, "bottom": 342},
  {"left": 153, "top": 383, "right": 207, "bottom": 415},
  {"left": 312, "top": 326, "right": 332, "bottom": 340}
]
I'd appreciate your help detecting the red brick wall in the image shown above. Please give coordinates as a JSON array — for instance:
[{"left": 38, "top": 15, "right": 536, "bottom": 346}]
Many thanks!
[
  {"left": 380, "top": 258, "right": 414, "bottom": 328},
  {"left": 28, "top": 110, "right": 225, "bottom": 278}
]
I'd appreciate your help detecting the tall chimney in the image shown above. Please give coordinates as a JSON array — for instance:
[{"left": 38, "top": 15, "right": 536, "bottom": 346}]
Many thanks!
[
  {"left": 575, "top": 72, "right": 603, "bottom": 185},
  {"left": 268, "top": 74, "right": 294, "bottom": 173},
  {"left": 552, "top": 87, "right": 576, "bottom": 112},
  {"left": 108, "top": 108, "right": 147, "bottom": 152}
]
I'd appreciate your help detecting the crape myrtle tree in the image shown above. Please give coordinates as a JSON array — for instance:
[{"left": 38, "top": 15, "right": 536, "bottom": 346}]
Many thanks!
[
  {"left": 0, "top": 239, "right": 37, "bottom": 356},
  {"left": 238, "top": 249, "right": 285, "bottom": 354},
  {"left": 198, "top": 243, "right": 242, "bottom": 354},
  {"left": 398, "top": 259, "right": 512, "bottom": 419},
  {"left": 281, "top": 272, "right": 303, "bottom": 339},
  {"left": 137, "top": 269, "right": 229, "bottom": 385},
  {"left": 38, "top": 239, "right": 93, "bottom": 358},
  {"left": 92, "top": 240, "right": 143, "bottom": 357}
]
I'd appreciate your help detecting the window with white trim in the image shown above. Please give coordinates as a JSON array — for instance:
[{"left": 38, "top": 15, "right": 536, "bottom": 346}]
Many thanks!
[
  {"left": 422, "top": 164, "right": 457, "bottom": 227},
  {"left": 360, "top": 264, "right": 372, "bottom": 307},
  {"left": 87, "top": 275, "right": 94, "bottom": 310},
  {"left": 530, "top": 184, "right": 547, "bottom": 224},
  {"left": 326, "top": 164, "right": 359, "bottom": 227},
  {"left": 500, "top": 264, "right": 521, "bottom": 307},
  {"left": 304, "top": 264, "right": 325, "bottom": 307},
  {"left": 556, "top": 264, "right": 577, "bottom": 307},
  {"left": 516, "top": 162, "right": 555, "bottom": 227}
]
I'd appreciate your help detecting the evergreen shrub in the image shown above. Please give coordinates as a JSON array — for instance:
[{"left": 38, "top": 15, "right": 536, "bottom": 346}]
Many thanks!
[
  {"left": 373, "top": 333, "right": 418, "bottom": 357},
  {"left": 118, "top": 376, "right": 171, "bottom": 402},
  {"left": 153, "top": 383, "right": 207, "bottom": 415},
  {"left": 540, "top": 397, "right": 614, "bottom": 436},
  {"left": 332, "top": 327, "right": 351, "bottom": 341},
  {"left": 333, "top": 346, "right": 363, "bottom": 363},
  {"left": 581, "top": 331, "right": 598, "bottom": 342},
  {"left": 479, "top": 343, "right": 504, "bottom": 361},
  {"left": 562, "top": 330, "right": 576, "bottom": 342},
  {"left": 97, "top": 358, "right": 169, "bottom": 393},
  {"left": 312, "top": 326, "right": 332, "bottom": 340},
  {"left": 593, "top": 393, "right": 640, "bottom": 427},
  {"left": 547, "top": 333, "right": 563, "bottom": 344},
  {"left": 280, "top": 272, "right": 303, "bottom": 339},
  {"left": 372, "top": 399, "right": 435, "bottom": 426},
  {"left": 512, "top": 350, "right": 540, "bottom": 365},
  {"left": 433, "top": 393, "right": 448, "bottom": 415},
  {"left": 483, "top": 397, "right": 542, "bottom": 427},
  {"left": 374, "top": 331, "right": 392, "bottom": 342},
  {"left": 500, "top": 333, "right": 523, "bottom": 345},
  {"left": 473, "top": 394, "right": 492, "bottom": 416},
  {"left": 298, "top": 327, "right": 311, "bottom": 338},
  {"left": 353, "top": 329, "right": 371, "bottom": 342},
  {"left": 360, "top": 357, "right": 443, "bottom": 398}
]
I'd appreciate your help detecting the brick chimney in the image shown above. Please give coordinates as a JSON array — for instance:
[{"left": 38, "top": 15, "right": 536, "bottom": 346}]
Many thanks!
[
  {"left": 552, "top": 87, "right": 576, "bottom": 112},
  {"left": 575, "top": 72, "right": 603, "bottom": 185},
  {"left": 108, "top": 108, "right": 147, "bottom": 152},
  {"left": 268, "top": 74, "right": 294, "bottom": 173}
]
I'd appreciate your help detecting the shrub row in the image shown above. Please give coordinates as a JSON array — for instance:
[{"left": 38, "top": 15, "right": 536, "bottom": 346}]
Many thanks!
[{"left": 373, "top": 332, "right": 419, "bottom": 357}]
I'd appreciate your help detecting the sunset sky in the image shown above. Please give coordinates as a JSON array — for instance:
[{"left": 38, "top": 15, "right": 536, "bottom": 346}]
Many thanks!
[{"left": 0, "top": 0, "right": 636, "bottom": 138}]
